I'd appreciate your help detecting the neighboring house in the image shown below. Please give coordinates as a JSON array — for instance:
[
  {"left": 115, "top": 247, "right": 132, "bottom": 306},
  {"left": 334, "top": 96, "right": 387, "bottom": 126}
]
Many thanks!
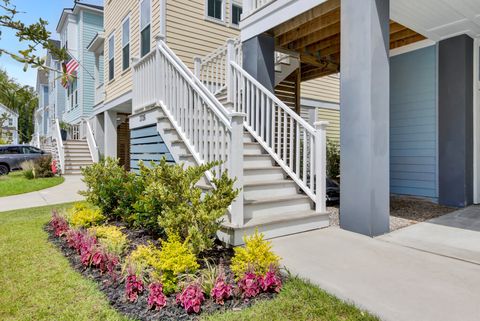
[
  {"left": 56, "top": 2, "right": 104, "bottom": 125},
  {"left": 35, "top": 69, "right": 49, "bottom": 138},
  {"left": 0, "top": 103, "right": 18, "bottom": 144}
]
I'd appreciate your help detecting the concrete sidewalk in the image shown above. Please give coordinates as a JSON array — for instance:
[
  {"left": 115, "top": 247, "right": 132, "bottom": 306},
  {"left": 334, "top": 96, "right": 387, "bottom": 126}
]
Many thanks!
[
  {"left": 0, "top": 175, "right": 85, "bottom": 212},
  {"left": 272, "top": 227, "right": 480, "bottom": 321}
]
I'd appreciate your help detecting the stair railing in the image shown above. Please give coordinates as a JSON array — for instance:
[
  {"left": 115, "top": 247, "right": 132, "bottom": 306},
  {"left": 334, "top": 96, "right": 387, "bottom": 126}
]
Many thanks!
[
  {"left": 133, "top": 35, "right": 246, "bottom": 226},
  {"left": 51, "top": 118, "right": 65, "bottom": 174},
  {"left": 195, "top": 38, "right": 242, "bottom": 96},
  {"left": 81, "top": 117, "right": 100, "bottom": 163},
  {"left": 229, "top": 61, "right": 328, "bottom": 213}
]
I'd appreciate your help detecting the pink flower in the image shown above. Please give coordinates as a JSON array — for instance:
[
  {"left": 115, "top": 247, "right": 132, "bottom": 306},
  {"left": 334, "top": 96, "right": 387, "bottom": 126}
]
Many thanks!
[
  {"left": 125, "top": 274, "right": 144, "bottom": 302},
  {"left": 259, "top": 266, "right": 282, "bottom": 293},
  {"left": 237, "top": 272, "right": 262, "bottom": 300},
  {"left": 147, "top": 283, "right": 167, "bottom": 310},
  {"left": 176, "top": 283, "right": 205, "bottom": 314},
  {"left": 210, "top": 275, "right": 233, "bottom": 305}
]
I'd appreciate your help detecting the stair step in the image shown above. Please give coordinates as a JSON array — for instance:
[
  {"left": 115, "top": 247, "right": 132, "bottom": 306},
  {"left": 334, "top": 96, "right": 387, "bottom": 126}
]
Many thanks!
[
  {"left": 219, "top": 210, "right": 329, "bottom": 246},
  {"left": 244, "top": 179, "right": 298, "bottom": 198},
  {"left": 244, "top": 194, "right": 312, "bottom": 220},
  {"left": 244, "top": 166, "right": 285, "bottom": 182},
  {"left": 243, "top": 154, "right": 273, "bottom": 167},
  {"left": 244, "top": 142, "right": 264, "bottom": 155}
]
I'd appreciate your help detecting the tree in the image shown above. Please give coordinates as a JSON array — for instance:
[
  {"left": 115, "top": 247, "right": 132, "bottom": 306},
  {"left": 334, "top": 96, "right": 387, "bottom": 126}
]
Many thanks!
[{"left": 0, "top": 0, "right": 67, "bottom": 72}]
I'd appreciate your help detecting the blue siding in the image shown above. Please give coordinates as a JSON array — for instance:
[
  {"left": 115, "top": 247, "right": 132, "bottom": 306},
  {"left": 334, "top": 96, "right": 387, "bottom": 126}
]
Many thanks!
[
  {"left": 130, "top": 125, "right": 175, "bottom": 172},
  {"left": 390, "top": 45, "right": 438, "bottom": 199}
]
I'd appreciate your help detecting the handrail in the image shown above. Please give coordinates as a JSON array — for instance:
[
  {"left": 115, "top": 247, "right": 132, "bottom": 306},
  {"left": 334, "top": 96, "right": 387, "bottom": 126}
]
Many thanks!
[
  {"left": 229, "top": 61, "right": 326, "bottom": 212},
  {"left": 83, "top": 118, "right": 99, "bottom": 163}
]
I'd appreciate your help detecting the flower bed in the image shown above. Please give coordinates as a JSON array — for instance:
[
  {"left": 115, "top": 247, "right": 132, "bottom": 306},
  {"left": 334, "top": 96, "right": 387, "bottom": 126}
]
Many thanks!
[{"left": 46, "top": 213, "right": 283, "bottom": 320}]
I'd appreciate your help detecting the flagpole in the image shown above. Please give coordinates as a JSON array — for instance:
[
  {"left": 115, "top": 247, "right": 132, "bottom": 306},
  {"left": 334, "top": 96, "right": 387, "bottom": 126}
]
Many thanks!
[{"left": 65, "top": 49, "right": 96, "bottom": 81}]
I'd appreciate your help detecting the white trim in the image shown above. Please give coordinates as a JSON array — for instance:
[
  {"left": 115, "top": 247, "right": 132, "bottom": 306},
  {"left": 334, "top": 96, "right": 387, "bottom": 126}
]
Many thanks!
[
  {"left": 205, "top": 0, "right": 226, "bottom": 23},
  {"left": 159, "top": 0, "right": 166, "bottom": 38},
  {"left": 230, "top": 1, "right": 242, "bottom": 28},
  {"left": 121, "top": 14, "right": 131, "bottom": 71},
  {"left": 474, "top": 38, "right": 480, "bottom": 203},
  {"left": 139, "top": 0, "right": 152, "bottom": 57},
  {"left": 300, "top": 98, "right": 339, "bottom": 110},
  {"left": 95, "top": 90, "right": 133, "bottom": 115},
  {"left": 389, "top": 39, "right": 436, "bottom": 57}
]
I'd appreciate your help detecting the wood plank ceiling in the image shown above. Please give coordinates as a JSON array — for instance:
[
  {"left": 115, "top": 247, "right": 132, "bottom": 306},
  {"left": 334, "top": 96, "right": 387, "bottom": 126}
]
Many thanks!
[{"left": 271, "top": 0, "right": 426, "bottom": 81}]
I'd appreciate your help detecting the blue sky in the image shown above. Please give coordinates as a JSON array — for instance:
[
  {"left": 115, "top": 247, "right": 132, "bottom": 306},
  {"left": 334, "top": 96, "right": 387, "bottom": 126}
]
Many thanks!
[{"left": 0, "top": 0, "right": 102, "bottom": 88}]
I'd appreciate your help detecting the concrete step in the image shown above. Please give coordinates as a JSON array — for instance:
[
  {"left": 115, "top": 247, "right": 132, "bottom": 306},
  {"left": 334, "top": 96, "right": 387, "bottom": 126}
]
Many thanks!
[
  {"left": 244, "top": 142, "right": 264, "bottom": 155},
  {"left": 244, "top": 179, "right": 298, "bottom": 199},
  {"left": 244, "top": 194, "right": 312, "bottom": 219},
  {"left": 244, "top": 166, "right": 285, "bottom": 182},
  {"left": 64, "top": 140, "right": 88, "bottom": 145},
  {"left": 219, "top": 210, "right": 329, "bottom": 246},
  {"left": 243, "top": 154, "right": 274, "bottom": 167}
]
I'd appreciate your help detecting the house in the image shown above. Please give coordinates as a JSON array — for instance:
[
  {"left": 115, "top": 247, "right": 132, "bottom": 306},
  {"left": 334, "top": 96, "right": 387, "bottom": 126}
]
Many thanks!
[
  {"left": 0, "top": 103, "right": 18, "bottom": 144},
  {"left": 34, "top": 69, "right": 49, "bottom": 139}
]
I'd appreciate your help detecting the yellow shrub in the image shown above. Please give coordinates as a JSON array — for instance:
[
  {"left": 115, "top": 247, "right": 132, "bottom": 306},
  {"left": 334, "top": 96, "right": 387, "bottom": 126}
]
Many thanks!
[
  {"left": 69, "top": 203, "right": 105, "bottom": 228},
  {"left": 230, "top": 230, "right": 280, "bottom": 279},
  {"left": 127, "top": 242, "right": 163, "bottom": 275},
  {"left": 89, "top": 225, "right": 128, "bottom": 256}
]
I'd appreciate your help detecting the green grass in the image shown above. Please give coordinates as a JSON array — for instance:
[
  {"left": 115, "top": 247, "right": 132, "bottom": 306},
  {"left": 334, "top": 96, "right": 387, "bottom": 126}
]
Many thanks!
[
  {"left": 0, "top": 171, "right": 64, "bottom": 197},
  {"left": 0, "top": 203, "right": 378, "bottom": 321}
]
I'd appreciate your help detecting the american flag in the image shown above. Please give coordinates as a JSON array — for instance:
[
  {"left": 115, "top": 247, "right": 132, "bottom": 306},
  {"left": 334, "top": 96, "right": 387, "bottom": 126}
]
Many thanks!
[{"left": 61, "top": 58, "right": 79, "bottom": 88}]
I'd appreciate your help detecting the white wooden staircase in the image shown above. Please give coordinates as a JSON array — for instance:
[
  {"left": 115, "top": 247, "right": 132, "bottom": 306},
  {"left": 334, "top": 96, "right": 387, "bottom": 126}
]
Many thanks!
[
  {"left": 132, "top": 36, "right": 329, "bottom": 245},
  {"left": 63, "top": 140, "right": 93, "bottom": 175}
]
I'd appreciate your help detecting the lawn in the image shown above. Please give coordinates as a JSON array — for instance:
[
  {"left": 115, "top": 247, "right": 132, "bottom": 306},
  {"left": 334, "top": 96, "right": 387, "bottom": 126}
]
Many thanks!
[
  {"left": 0, "top": 171, "right": 64, "bottom": 197},
  {"left": 0, "top": 203, "right": 378, "bottom": 321}
]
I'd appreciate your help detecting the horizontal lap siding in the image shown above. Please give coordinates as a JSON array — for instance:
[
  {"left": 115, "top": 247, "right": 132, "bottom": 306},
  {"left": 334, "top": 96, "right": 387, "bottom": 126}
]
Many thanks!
[
  {"left": 301, "top": 74, "right": 340, "bottom": 104},
  {"left": 390, "top": 45, "right": 438, "bottom": 199},
  {"left": 317, "top": 108, "right": 340, "bottom": 144},
  {"left": 130, "top": 125, "right": 174, "bottom": 172}
]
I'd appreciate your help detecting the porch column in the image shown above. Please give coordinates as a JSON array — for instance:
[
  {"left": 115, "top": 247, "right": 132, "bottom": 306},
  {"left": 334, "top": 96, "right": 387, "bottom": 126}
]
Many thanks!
[
  {"left": 104, "top": 110, "right": 117, "bottom": 158},
  {"left": 438, "top": 35, "right": 474, "bottom": 207},
  {"left": 339, "top": 0, "right": 390, "bottom": 236},
  {"left": 94, "top": 113, "right": 105, "bottom": 156},
  {"left": 242, "top": 33, "right": 275, "bottom": 92}
]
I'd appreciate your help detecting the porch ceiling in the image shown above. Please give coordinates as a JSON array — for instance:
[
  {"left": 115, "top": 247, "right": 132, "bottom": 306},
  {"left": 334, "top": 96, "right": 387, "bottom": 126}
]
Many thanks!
[{"left": 270, "top": 0, "right": 426, "bottom": 81}]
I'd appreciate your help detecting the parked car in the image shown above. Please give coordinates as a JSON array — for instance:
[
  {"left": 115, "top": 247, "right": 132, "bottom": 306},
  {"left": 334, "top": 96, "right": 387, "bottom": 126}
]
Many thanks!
[
  {"left": 0, "top": 145, "right": 49, "bottom": 175},
  {"left": 326, "top": 177, "right": 340, "bottom": 205}
]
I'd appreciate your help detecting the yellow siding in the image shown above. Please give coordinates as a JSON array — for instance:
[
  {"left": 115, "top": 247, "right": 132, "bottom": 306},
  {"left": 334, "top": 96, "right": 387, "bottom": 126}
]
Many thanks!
[
  {"left": 104, "top": 0, "right": 240, "bottom": 104},
  {"left": 301, "top": 74, "right": 340, "bottom": 104},
  {"left": 317, "top": 108, "right": 340, "bottom": 144}
]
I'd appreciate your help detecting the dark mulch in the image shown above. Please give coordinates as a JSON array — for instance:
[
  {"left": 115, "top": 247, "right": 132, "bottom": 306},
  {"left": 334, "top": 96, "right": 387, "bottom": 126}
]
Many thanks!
[{"left": 45, "top": 224, "right": 278, "bottom": 321}]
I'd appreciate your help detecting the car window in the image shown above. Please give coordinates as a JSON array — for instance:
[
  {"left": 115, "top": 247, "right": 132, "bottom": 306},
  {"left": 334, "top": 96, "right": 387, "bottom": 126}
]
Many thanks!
[
  {"left": 5, "top": 147, "right": 21, "bottom": 154},
  {"left": 23, "top": 146, "right": 42, "bottom": 154}
]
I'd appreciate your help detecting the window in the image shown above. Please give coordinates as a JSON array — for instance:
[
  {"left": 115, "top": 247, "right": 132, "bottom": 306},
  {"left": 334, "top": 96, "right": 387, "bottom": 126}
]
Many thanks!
[
  {"left": 23, "top": 146, "right": 42, "bottom": 154},
  {"left": 108, "top": 34, "right": 115, "bottom": 80},
  {"left": 43, "top": 86, "right": 49, "bottom": 106},
  {"left": 68, "top": 79, "right": 78, "bottom": 110},
  {"left": 122, "top": 17, "right": 130, "bottom": 70},
  {"left": 8, "top": 118, "right": 12, "bottom": 126},
  {"left": 207, "top": 0, "right": 223, "bottom": 21},
  {"left": 5, "top": 147, "right": 21, "bottom": 154},
  {"left": 231, "top": 2, "right": 242, "bottom": 26},
  {"left": 140, "top": 0, "right": 151, "bottom": 57}
]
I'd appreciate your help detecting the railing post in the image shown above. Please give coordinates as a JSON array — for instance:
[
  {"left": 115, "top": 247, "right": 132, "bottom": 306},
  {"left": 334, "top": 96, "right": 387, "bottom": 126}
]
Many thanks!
[
  {"left": 155, "top": 34, "right": 165, "bottom": 105},
  {"left": 194, "top": 56, "right": 202, "bottom": 78},
  {"left": 226, "top": 39, "right": 236, "bottom": 105},
  {"left": 230, "top": 111, "right": 246, "bottom": 227},
  {"left": 314, "top": 121, "right": 329, "bottom": 213}
]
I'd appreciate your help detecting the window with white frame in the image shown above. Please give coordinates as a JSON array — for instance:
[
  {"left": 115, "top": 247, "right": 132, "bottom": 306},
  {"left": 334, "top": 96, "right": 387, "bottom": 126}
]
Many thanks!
[
  {"left": 122, "top": 16, "right": 130, "bottom": 70},
  {"left": 67, "top": 79, "right": 78, "bottom": 110},
  {"left": 231, "top": 1, "right": 242, "bottom": 26},
  {"left": 8, "top": 118, "right": 12, "bottom": 126},
  {"left": 207, "top": 0, "right": 224, "bottom": 21},
  {"left": 43, "top": 86, "right": 49, "bottom": 106},
  {"left": 108, "top": 34, "right": 115, "bottom": 81},
  {"left": 140, "top": 0, "right": 151, "bottom": 57}
]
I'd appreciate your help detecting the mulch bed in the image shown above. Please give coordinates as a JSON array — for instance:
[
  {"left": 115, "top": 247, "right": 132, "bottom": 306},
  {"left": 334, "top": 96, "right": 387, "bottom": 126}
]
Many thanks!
[
  {"left": 328, "top": 195, "right": 456, "bottom": 231},
  {"left": 45, "top": 223, "right": 278, "bottom": 321}
]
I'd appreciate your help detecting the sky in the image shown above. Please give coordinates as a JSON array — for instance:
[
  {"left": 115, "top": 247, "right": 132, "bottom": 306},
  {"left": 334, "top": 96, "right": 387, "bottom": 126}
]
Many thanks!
[{"left": 0, "top": 0, "right": 102, "bottom": 88}]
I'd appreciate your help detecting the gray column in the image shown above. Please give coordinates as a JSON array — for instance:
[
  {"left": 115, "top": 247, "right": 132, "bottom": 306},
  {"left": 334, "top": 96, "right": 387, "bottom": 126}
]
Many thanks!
[
  {"left": 242, "top": 33, "right": 275, "bottom": 92},
  {"left": 104, "top": 110, "right": 117, "bottom": 158},
  {"left": 339, "top": 0, "right": 390, "bottom": 236},
  {"left": 94, "top": 113, "right": 105, "bottom": 157},
  {"left": 438, "top": 35, "right": 474, "bottom": 207}
]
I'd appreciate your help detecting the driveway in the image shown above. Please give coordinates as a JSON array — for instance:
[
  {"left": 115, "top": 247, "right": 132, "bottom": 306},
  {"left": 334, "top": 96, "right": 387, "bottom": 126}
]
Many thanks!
[
  {"left": 0, "top": 175, "right": 85, "bottom": 212},
  {"left": 379, "top": 206, "right": 480, "bottom": 264}
]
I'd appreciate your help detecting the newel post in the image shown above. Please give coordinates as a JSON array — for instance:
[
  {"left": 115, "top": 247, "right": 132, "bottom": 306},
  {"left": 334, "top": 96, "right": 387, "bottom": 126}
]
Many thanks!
[
  {"left": 314, "top": 121, "right": 329, "bottom": 213},
  {"left": 226, "top": 38, "right": 236, "bottom": 104},
  {"left": 194, "top": 56, "right": 202, "bottom": 78},
  {"left": 230, "top": 111, "right": 246, "bottom": 226}
]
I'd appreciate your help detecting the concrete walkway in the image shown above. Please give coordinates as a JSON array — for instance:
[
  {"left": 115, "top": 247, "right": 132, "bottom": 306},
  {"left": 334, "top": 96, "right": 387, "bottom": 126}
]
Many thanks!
[
  {"left": 272, "top": 227, "right": 480, "bottom": 321},
  {"left": 0, "top": 175, "right": 85, "bottom": 212}
]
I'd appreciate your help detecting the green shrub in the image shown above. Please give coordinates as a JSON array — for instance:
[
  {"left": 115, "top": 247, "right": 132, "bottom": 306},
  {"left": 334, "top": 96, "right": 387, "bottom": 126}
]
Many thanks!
[
  {"left": 80, "top": 157, "right": 140, "bottom": 221},
  {"left": 68, "top": 203, "right": 105, "bottom": 228},
  {"left": 88, "top": 225, "right": 129, "bottom": 256},
  {"left": 127, "top": 242, "right": 162, "bottom": 277},
  {"left": 20, "top": 160, "right": 36, "bottom": 179},
  {"left": 34, "top": 155, "right": 54, "bottom": 178},
  {"left": 326, "top": 139, "right": 340, "bottom": 179},
  {"left": 230, "top": 230, "right": 280, "bottom": 280},
  {"left": 135, "top": 159, "right": 239, "bottom": 254}
]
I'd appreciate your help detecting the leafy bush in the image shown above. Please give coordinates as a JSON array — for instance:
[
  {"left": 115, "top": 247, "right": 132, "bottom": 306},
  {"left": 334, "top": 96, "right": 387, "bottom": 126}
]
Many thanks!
[
  {"left": 210, "top": 274, "right": 233, "bottom": 305},
  {"left": 34, "top": 155, "right": 54, "bottom": 178},
  {"left": 326, "top": 138, "right": 340, "bottom": 179},
  {"left": 198, "top": 260, "right": 219, "bottom": 296},
  {"left": 260, "top": 266, "right": 282, "bottom": 293},
  {"left": 126, "top": 242, "right": 163, "bottom": 277},
  {"left": 68, "top": 203, "right": 105, "bottom": 228},
  {"left": 230, "top": 230, "right": 280, "bottom": 280},
  {"left": 176, "top": 283, "right": 205, "bottom": 314},
  {"left": 157, "top": 235, "right": 200, "bottom": 294},
  {"left": 21, "top": 160, "right": 35, "bottom": 179},
  {"left": 80, "top": 158, "right": 141, "bottom": 222},
  {"left": 50, "top": 210, "right": 69, "bottom": 237},
  {"left": 125, "top": 273, "right": 144, "bottom": 302},
  {"left": 88, "top": 225, "right": 128, "bottom": 256},
  {"left": 135, "top": 159, "right": 239, "bottom": 254},
  {"left": 237, "top": 271, "right": 262, "bottom": 300},
  {"left": 147, "top": 283, "right": 167, "bottom": 311}
]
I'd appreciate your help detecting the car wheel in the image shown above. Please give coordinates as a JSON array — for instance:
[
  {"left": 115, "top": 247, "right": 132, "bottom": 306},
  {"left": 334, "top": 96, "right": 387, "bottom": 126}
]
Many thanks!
[{"left": 0, "top": 164, "right": 9, "bottom": 175}]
